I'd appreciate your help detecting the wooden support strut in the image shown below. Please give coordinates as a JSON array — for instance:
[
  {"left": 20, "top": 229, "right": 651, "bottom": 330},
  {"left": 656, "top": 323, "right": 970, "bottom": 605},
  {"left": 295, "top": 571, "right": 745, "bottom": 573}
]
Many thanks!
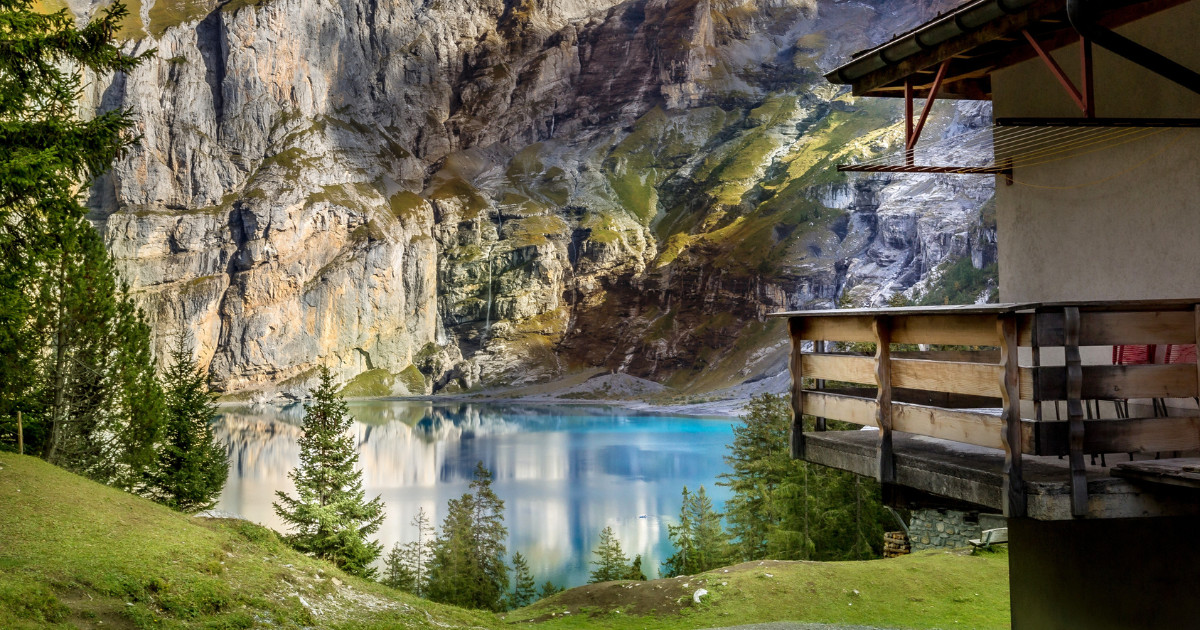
[
  {"left": 1064, "top": 307, "right": 1089, "bottom": 517},
  {"left": 907, "top": 60, "right": 950, "bottom": 153},
  {"left": 789, "top": 318, "right": 806, "bottom": 460},
  {"left": 874, "top": 316, "right": 896, "bottom": 485},
  {"left": 1081, "top": 36, "right": 1095, "bottom": 118},
  {"left": 1022, "top": 29, "right": 1088, "bottom": 113},
  {"left": 999, "top": 315, "right": 1026, "bottom": 518},
  {"left": 904, "top": 78, "right": 915, "bottom": 166}
]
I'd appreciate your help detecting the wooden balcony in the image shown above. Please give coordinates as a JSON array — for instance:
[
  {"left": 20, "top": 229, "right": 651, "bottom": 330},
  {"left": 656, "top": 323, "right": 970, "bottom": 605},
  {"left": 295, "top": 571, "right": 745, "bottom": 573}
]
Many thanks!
[{"left": 775, "top": 300, "right": 1200, "bottom": 520}]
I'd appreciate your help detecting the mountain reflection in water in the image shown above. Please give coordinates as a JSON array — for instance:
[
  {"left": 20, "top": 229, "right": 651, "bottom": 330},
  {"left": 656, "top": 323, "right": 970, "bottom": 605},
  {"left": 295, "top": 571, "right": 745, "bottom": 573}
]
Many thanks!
[{"left": 214, "top": 401, "right": 734, "bottom": 588}]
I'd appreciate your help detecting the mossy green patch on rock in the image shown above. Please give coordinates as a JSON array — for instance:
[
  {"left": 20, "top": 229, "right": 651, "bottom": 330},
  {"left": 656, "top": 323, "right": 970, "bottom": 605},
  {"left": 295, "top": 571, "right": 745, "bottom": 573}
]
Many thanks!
[
  {"left": 389, "top": 190, "right": 427, "bottom": 222},
  {"left": 340, "top": 366, "right": 427, "bottom": 397}
]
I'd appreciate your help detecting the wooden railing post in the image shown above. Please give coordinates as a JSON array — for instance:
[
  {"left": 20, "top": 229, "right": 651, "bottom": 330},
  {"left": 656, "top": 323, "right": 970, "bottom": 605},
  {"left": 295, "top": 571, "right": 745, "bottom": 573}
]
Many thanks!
[
  {"left": 874, "top": 316, "right": 895, "bottom": 484},
  {"left": 999, "top": 314, "right": 1026, "bottom": 517},
  {"left": 789, "top": 318, "right": 806, "bottom": 460},
  {"left": 1064, "top": 306, "right": 1088, "bottom": 517}
]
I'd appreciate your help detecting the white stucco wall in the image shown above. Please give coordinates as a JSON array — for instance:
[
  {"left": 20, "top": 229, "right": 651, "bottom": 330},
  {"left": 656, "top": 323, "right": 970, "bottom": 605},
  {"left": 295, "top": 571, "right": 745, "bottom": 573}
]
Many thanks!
[{"left": 991, "top": 1, "right": 1200, "bottom": 303}]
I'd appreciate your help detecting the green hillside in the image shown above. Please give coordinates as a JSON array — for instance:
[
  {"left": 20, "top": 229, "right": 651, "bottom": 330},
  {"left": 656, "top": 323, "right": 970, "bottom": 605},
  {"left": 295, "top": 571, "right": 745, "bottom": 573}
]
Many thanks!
[
  {"left": 0, "top": 453, "right": 491, "bottom": 629},
  {"left": 0, "top": 452, "right": 1009, "bottom": 629}
]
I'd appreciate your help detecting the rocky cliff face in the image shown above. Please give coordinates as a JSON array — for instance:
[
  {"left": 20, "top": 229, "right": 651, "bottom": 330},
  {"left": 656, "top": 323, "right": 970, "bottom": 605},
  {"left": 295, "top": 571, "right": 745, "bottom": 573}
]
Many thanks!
[{"left": 82, "top": 0, "right": 996, "bottom": 399}]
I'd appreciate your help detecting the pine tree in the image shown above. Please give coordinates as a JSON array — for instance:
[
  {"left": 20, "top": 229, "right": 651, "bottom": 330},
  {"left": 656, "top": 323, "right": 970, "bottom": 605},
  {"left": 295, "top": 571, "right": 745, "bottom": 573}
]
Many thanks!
[
  {"left": 426, "top": 462, "right": 509, "bottom": 611},
  {"left": 589, "top": 525, "right": 632, "bottom": 583},
  {"left": 508, "top": 552, "right": 537, "bottom": 609},
  {"left": 663, "top": 485, "right": 732, "bottom": 577},
  {"left": 402, "top": 506, "right": 435, "bottom": 596},
  {"left": 538, "top": 581, "right": 563, "bottom": 599},
  {"left": 661, "top": 487, "right": 694, "bottom": 578},
  {"left": 717, "top": 393, "right": 795, "bottom": 561},
  {"left": 624, "top": 554, "right": 647, "bottom": 581},
  {"left": 0, "top": 0, "right": 161, "bottom": 484},
  {"left": 273, "top": 367, "right": 384, "bottom": 578},
  {"left": 382, "top": 542, "right": 416, "bottom": 591},
  {"left": 145, "top": 331, "right": 228, "bottom": 512}
]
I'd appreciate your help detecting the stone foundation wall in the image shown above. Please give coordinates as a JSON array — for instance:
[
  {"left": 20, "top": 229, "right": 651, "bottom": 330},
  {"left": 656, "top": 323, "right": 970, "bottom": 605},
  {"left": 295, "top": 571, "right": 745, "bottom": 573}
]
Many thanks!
[{"left": 908, "top": 509, "right": 984, "bottom": 550}]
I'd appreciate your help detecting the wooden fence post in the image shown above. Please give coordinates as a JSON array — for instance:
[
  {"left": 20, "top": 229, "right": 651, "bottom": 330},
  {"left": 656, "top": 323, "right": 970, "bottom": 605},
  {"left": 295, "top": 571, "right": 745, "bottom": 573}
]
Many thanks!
[
  {"left": 789, "top": 318, "right": 806, "bottom": 460},
  {"left": 1064, "top": 306, "right": 1088, "bottom": 517},
  {"left": 16, "top": 411, "right": 22, "bottom": 456},
  {"left": 999, "top": 314, "right": 1026, "bottom": 517},
  {"left": 874, "top": 316, "right": 895, "bottom": 485}
]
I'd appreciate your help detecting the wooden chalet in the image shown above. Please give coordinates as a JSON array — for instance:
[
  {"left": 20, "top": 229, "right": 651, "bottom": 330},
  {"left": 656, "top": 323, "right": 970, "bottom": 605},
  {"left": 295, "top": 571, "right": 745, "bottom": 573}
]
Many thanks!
[{"left": 778, "top": 0, "right": 1200, "bottom": 626}]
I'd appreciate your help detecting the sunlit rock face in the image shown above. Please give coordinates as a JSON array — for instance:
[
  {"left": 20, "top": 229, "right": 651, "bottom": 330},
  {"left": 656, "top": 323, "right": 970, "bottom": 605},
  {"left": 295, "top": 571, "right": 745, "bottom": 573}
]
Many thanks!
[{"left": 85, "top": 0, "right": 993, "bottom": 398}]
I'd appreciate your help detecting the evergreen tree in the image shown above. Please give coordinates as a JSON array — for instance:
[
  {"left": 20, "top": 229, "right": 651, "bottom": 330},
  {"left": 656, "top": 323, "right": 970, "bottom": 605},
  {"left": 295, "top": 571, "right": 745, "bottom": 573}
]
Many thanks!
[
  {"left": 0, "top": 0, "right": 162, "bottom": 483},
  {"left": 273, "top": 367, "right": 384, "bottom": 578},
  {"left": 717, "top": 393, "right": 795, "bottom": 560},
  {"left": 508, "top": 552, "right": 537, "bottom": 609},
  {"left": 426, "top": 462, "right": 509, "bottom": 611},
  {"left": 538, "top": 581, "right": 563, "bottom": 599},
  {"left": 662, "top": 486, "right": 731, "bottom": 577},
  {"left": 402, "top": 506, "right": 435, "bottom": 596},
  {"left": 145, "top": 331, "right": 228, "bottom": 512},
  {"left": 589, "top": 525, "right": 632, "bottom": 583},
  {"left": 717, "top": 394, "right": 892, "bottom": 562},
  {"left": 624, "top": 554, "right": 647, "bottom": 581},
  {"left": 382, "top": 542, "right": 416, "bottom": 592}
]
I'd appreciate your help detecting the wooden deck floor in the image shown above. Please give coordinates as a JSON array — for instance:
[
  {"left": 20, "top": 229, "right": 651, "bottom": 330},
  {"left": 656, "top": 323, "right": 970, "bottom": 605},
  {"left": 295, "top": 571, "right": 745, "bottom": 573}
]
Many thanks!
[{"left": 803, "top": 430, "right": 1200, "bottom": 520}]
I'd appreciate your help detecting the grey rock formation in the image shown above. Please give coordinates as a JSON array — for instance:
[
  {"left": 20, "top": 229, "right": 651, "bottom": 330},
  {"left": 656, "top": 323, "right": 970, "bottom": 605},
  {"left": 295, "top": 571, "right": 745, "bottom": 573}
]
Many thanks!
[{"left": 82, "top": 0, "right": 995, "bottom": 399}]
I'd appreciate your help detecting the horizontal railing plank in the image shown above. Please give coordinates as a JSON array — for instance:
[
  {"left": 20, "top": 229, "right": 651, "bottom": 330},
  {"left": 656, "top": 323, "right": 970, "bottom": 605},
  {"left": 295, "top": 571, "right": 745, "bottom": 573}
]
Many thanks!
[
  {"left": 1021, "top": 364, "right": 1199, "bottom": 400},
  {"left": 893, "top": 404, "right": 1004, "bottom": 449},
  {"left": 1030, "top": 416, "right": 1200, "bottom": 455},
  {"left": 795, "top": 317, "right": 875, "bottom": 343},
  {"left": 891, "top": 315, "right": 1001, "bottom": 346},
  {"left": 802, "top": 391, "right": 878, "bottom": 426},
  {"left": 801, "top": 354, "right": 875, "bottom": 385},
  {"left": 1020, "top": 311, "right": 1196, "bottom": 346},
  {"left": 892, "top": 349, "right": 1001, "bottom": 363},
  {"left": 892, "top": 359, "right": 1004, "bottom": 398},
  {"left": 801, "top": 390, "right": 1004, "bottom": 449}
]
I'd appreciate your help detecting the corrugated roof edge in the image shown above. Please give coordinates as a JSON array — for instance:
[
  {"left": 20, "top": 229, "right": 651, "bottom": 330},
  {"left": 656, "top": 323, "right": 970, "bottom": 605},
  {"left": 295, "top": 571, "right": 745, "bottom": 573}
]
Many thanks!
[{"left": 824, "top": 0, "right": 1041, "bottom": 85}]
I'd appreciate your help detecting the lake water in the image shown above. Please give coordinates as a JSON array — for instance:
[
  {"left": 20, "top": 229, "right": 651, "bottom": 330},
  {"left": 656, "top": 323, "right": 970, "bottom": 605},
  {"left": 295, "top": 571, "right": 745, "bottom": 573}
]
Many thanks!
[{"left": 214, "top": 400, "right": 735, "bottom": 588}]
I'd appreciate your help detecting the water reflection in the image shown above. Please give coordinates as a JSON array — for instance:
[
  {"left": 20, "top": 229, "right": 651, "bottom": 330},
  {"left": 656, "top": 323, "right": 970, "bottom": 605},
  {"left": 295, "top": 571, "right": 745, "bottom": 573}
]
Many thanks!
[{"left": 215, "top": 401, "right": 734, "bottom": 588}]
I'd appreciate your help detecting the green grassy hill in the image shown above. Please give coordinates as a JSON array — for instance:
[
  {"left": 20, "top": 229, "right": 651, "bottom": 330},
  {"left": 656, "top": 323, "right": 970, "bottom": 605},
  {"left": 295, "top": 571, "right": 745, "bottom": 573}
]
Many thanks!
[{"left": 0, "top": 452, "right": 1010, "bottom": 629}]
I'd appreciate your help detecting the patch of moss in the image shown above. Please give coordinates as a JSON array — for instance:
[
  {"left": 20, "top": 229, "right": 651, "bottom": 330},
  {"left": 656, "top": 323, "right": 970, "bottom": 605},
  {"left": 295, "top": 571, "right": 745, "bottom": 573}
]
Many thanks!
[
  {"left": 389, "top": 191, "right": 427, "bottom": 222},
  {"left": 147, "top": 0, "right": 216, "bottom": 38},
  {"left": 505, "top": 214, "right": 568, "bottom": 248}
]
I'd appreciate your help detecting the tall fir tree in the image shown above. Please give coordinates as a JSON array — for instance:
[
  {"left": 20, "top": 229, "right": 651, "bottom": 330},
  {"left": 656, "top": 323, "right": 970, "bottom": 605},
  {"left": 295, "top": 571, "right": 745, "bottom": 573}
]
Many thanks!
[
  {"left": 717, "top": 393, "right": 795, "bottom": 560},
  {"left": 0, "top": 0, "right": 163, "bottom": 486},
  {"left": 145, "top": 331, "right": 228, "bottom": 512},
  {"left": 402, "top": 506, "right": 436, "bottom": 596},
  {"left": 508, "top": 552, "right": 537, "bottom": 609},
  {"left": 426, "top": 462, "right": 509, "bottom": 611},
  {"left": 717, "top": 394, "right": 892, "bottom": 561},
  {"left": 588, "top": 525, "right": 632, "bottom": 583},
  {"left": 382, "top": 542, "right": 416, "bottom": 592},
  {"left": 273, "top": 366, "right": 384, "bottom": 578}
]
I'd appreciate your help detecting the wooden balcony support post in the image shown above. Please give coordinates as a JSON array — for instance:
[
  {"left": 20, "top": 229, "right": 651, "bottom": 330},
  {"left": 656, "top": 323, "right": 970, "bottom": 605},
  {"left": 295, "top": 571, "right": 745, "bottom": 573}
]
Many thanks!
[
  {"left": 789, "top": 318, "right": 806, "bottom": 460},
  {"left": 1064, "top": 306, "right": 1089, "bottom": 516},
  {"left": 999, "top": 314, "right": 1026, "bottom": 517},
  {"left": 873, "top": 316, "right": 896, "bottom": 484}
]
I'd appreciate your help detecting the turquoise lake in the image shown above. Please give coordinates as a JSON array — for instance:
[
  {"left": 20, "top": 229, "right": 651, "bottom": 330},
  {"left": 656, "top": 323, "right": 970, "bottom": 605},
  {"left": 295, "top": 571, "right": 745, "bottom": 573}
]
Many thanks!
[{"left": 214, "top": 401, "right": 735, "bottom": 589}]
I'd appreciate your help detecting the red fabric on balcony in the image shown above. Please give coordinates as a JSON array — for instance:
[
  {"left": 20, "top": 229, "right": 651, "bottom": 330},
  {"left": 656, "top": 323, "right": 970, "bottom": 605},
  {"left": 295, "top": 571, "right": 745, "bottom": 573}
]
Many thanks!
[
  {"left": 1113, "top": 344, "right": 1155, "bottom": 365},
  {"left": 1165, "top": 344, "right": 1197, "bottom": 364}
]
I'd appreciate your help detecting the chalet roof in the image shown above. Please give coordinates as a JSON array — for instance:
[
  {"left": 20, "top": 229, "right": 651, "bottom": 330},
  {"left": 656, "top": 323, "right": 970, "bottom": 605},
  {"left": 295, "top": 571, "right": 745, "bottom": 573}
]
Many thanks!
[{"left": 825, "top": 0, "right": 1190, "bottom": 98}]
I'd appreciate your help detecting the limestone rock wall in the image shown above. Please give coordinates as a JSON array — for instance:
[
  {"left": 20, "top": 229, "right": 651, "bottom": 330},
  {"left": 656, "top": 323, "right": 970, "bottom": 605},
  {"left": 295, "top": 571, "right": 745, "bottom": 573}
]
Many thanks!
[{"left": 81, "top": 0, "right": 995, "bottom": 398}]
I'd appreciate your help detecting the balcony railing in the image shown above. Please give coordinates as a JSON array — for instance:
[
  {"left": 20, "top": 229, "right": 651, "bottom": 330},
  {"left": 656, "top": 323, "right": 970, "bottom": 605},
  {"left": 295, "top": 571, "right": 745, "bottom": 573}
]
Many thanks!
[{"left": 779, "top": 300, "right": 1200, "bottom": 518}]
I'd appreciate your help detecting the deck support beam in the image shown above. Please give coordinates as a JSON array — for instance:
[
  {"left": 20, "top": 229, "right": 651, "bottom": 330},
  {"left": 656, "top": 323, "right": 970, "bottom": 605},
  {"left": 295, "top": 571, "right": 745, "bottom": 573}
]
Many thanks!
[
  {"left": 1064, "top": 306, "right": 1089, "bottom": 517},
  {"left": 874, "top": 316, "right": 896, "bottom": 484},
  {"left": 999, "top": 314, "right": 1026, "bottom": 517},
  {"left": 789, "top": 318, "right": 806, "bottom": 459}
]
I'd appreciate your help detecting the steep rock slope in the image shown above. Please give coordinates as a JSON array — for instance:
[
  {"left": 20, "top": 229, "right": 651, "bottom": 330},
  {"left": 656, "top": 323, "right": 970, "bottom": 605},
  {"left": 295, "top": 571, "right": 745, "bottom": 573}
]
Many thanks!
[{"left": 83, "top": 0, "right": 995, "bottom": 398}]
